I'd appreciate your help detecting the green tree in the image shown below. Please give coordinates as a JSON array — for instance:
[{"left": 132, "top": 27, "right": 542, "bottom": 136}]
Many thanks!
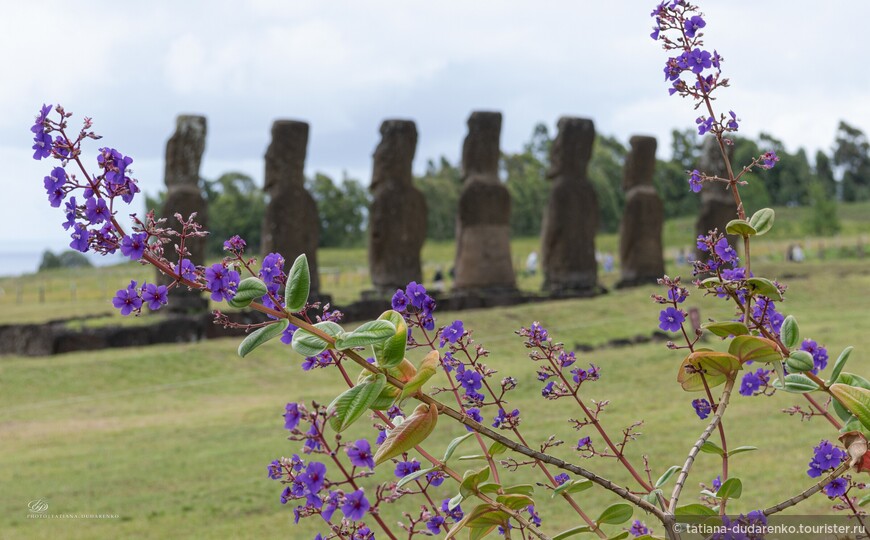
[
  {"left": 588, "top": 135, "right": 627, "bottom": 233},
  {"left": 804, "top": 178, "right": 841, "bottom": 237},
  {"left": 504, "top": 123, "right": 551, "bottom": 237},
  {"left": 203, "top": 172, "right": 267, "bottom": 255},
  {"left": 832, "top": 121, "right": 870, "bottom": 202},
  {"left": 814, "top": 150, "right": 837, "bottom": 199},
  {"left": 308, "top": 173, "right": 369, "bottom": 247},
  {"left": 414, "top": 158, "right": 461, "bottom": 241}
]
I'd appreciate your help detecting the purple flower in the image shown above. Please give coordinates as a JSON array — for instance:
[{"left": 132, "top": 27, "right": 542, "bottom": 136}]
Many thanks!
[
  {"left": 823, "top": 477, "right": 848, "bottom": 498},
  {"left": 688, "top": 169, "right": 702, "bottom": 193},
  {"left": 120, "top": 233, "right": 148, "bottom": 260},
  {"left": 714, "top": 237, "right": 737, "bottom": 263},
  {"left": 301, "top": 462, "right": 327, "bottom": 494},
  {"left": 284, "top": 403, "right": 301, "bottom": 430},
  {"left": 84, "top": 197, "right": 110, "bottom": 225},
  {"left": 727, "top": 110, "right": 739, "bottom": 131},
  {"left": 426, "top": 515, "right": 445, "bottom": 534},
  {"left": 529, "top": 321, "right": 549, "bottom": 343},
  {"left": 175, "top": 259, "right": 197, "bottom": 281},
  {"left": 577, "top": 436, "right": 591, "bottom": 450},
  {"left": 223, "top": 235, "right": 246, "bottom": 252},
  {"left": 353, "top": 525, "right": 374, "bottom": 540},
  {"left": 341, "top": 489, "right": 370, "bottom": 521},
  {"left": 761, "top": 151, "right": 779, "bottom": 169},
  {"left": 376, "top": 429, "right": 387, "bottom": 445},
  {"left": 692, "top": 398, "right": 711, "bottom": 419},
  {"left": 658, "top": 307, "right": 685, "bottom": 332},
  {"left": 346, "top": 439, "right": 375, "bottom": 469},
  {"left": 712, "top": 475, "right": 722, "bottom": 492},
  {"left": 458, "top": 370, "right": 482, "bottom": 393},
  {"left": 280, "top": 324, "right": 298, "bottom": 345},
  {"left": 69, "top": 223, "right": 90, "bottom": 253},
  {"left": 492, "top": 408, "right": 519, "bottom": 428},
  {"left": 205, "top": 263, "right": 240, "bottom": 302},
  {"left": 721, "top": 267, "right": 747, "bottom": 281},
  {"left": 426, "top": 470, "right": 445, "bottom": 487},
  {"left": 391, "top": 289, "right": 409, "bottom": 311},
  {"left": 696, "top": 116, "right": 714, "bottom": 136},
  {"left": 629, "top": 520, "right": 650, "bottom": 537},
  {"left": 321, "top": 490, "right": 340, "bottom": 522},
  {"left": 807, "top": 440, "right": 847, "bottom": 478},
  {"left": 684, "top": 15, "right": 706, "bottom": 38},
  {"left": 32, "top": 130, "right": 53, "bottom": 160},
  {"left": 267, "top": 459, "right": 283, "bottom": 480},
  {"left": 440, "top": 320, "right": 464, "bottom": 347},
  {"left": 527, "top": 505, "right": 541, "bottom": 527},
  {"left": 441, "top": 498, "right": 463, "bottom": 520},
  {"left": 259, "top": 253, "right": 285, "bottom": 283},
  {"left": 739, "top": 368, "right": 769, "bottom": 396},
  {"left": 558, "top": 351, "right": 576, "bottom": 368},
  {"left": 405, "top": 281, "right": 427, "bottom": 309},
  {"left": 112, "top": 280, "right": 142, "bottom": 316},
  {"left": 141, "top": 283, "right": 168, "bottom": 310},
  {"left": 554, "top": 473, "right": 570, "bottom": 486},
  {"left": 394, "top": 459, "right": 421, "bottom": 478},
  {"left": 800, "top": 339, "right": 829, "bottom": 373},
  {"left": 32, "top": 104, "right": 52, "bottom": 132},
  {"left": 542, "top": 381, "right": 556, "bottom": 398},
  {"left": 62, "top": 197, "right": 77, "bottom": 230},
  {"left": 683, "top": 48, "right": 713, "bottom": 74}
]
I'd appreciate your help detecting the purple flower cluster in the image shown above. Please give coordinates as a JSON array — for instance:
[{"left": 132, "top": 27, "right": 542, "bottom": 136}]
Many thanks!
[
  {"left": 799, "top": 339, "right": 829, "bottom": 374},
  {"left": 111, "top": 280, "right": 168, "bottom": 315},
  {"left": 807, "top": 440, "right": 847, "bottom": 478},
  {"left": 440, "top": 320, "right": 465, "bottom": 347},
  {"left": 739, "top": 368, "right": 770, "bottom": 397},
  {"left": 492, "top": 408, "right": 520, "bottom": 429},
  {"left": 391, "top": 281, "right": 437, "bottom": 330},
  {"left": 629, "top": 520, "right": 650, "bottom": 537},
  {"left": 205, "top": 263, "right": 240, "bottom": 302},
  {"left": 692, "top": 398, "right": 711, "bottom": 419}
]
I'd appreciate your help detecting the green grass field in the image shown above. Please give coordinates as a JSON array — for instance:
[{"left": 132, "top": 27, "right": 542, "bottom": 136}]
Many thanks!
[{"left": 3, "top": 255, "right": 870, "bottom": 539}]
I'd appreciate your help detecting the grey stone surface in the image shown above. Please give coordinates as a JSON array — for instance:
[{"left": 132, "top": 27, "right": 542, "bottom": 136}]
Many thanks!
[
  {"left": 160, "top": 115, "right": 208, "bottom": 312},
  {"left": 541, "top": 117, "right": 599, "bottom": 294},
  {"left": 261, "top": 120, "right": 321, "bottom": 293},
  {"left": 617, "top": 135, "right": 665, "bottom": 287},
  {"left": 695, "top": 137, "right": 737, "bottom": 260},
  {"left": 453, "top": 111, "right": 516, "bottom": 292},
  {"left": 368, "top": 120, "right": 427, "bottom": 293}
]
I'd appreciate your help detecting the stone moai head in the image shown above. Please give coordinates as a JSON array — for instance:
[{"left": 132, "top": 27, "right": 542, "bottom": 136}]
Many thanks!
[
  {"left": 623, "top": 136, "right": 658, "bottom": 190},
  {"left": 264, "top": 120, "right": 309, "bottom": 192},
  {"left": 164, "top": 115, "right": 207, "bottom": 188},
  {"left": 461, "top": 111, "right": 502, "bottom": 182},
  {"left": 547, "top": 117, "right": 595, "bottom": 180},
  {"left": 371, "top": 119, "right": 417, "bottom": 192}
]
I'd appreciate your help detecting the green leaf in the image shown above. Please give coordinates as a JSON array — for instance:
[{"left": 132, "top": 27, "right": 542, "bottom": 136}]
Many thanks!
[
  {"left": 674, "top": 504, "right": 718, "bottom": 516},
  {"left": 608, "top": 533, "right": 630, "bottom": 540},
  {"left": 725, "top": 219, "right": 757, "bottom": 237},
  {"left": 785, "top": 350, "right": 815, "bottom": 373},
  {"left": 238, "top": 319, "right": 289, "bottom": 358},
  {"left": 780, "top": 315, "right": 800, "bottom": 349},
  {"left": 291, "top": 321, "right": 343, "bottom": 357},
  {"left": 701, "top": 321, "right": 750, "bottom": 338},
  {"left": 368, "top": 384, "right": 401, "bottom": 410},
  {"left": 458, "top": 455, "right": 487, "bottom": 461},
  {"left": 374, "top": 403, "right": 439, "bottom": 466},
  {"left": 447, "top": 493, "right": 463, "bottom": 511},
  {"left": 397, "top": 351, "right": 440, "bottom": 402},
  {"left": 372, "top": 310, "right": 408, "bottom": 368},
  {"left": 495, "top": 494, "right": 534, "bottom": 510},
  {"left": 460, "top": 467, "right": 491, "bottom": 499},
  {"left": 748, "top": 208, "right": 775, "bottom": 236},
  {"left": 727, "top": 446, "right": 758, "bottom": 457},
  {"left": 832, "top": 373, "right": 870, "bottom": 421},
  {"left": 773, "top": 373, "right": 819, "bottom": 393},
  {"left": 829, "top": 346, "right": 855, "bottom": 386},
  {"left": 227, "top": 277, "right": 269, "bottom": 309},
  {"left": 327, "top": 374, "right": 387, "bottom": 432},
  {"left": 335, "top": 319, "right": 396, "bottom": 350},
  {"left": 700, "top": 441, "right": 725, "bottom": 456},
  {"left": 830, "top": 384, "right": 870, "bottom": 432},
  {"left": 477, "top": 482, "right": 502, "bottom": 494},
  {"left": 596, "top": 503, "right": 633, "bottom": 525},
  {"left": 858, "top": 493, "right": 870, "bottom": 507},
  {"left": 396, "top": 466, "right": 435, "bottom": 488},
  {"left": 745, "top": 277, "right": 783, "bottom": 301},
  {"left": 502, "top": 484, "right": 534, "bottom": 496},
  {"left": 728, "top": 335, "right": 781, "bottom": 365},
  {"left": 488, "top": 441, "right": 508, "bottom": 457},
  {"left": 284, "top": 254, "right": 310, "bottom": 312},
  {"left": 442, "top": 432, "right": 474, "bottom": 462},
  {"left": 677, "top": 351, "right": 741, "bottom": 392},
  {"left": 655, "top": 465, "right": 682, "bottom": 488},
  {"left": 700, "top": 277, "right": 722, "bottom": 288},
  {"left": 643, "top": 489, "right": 663, "bottom": 505},
  {"left": 553, "top": 526, "right": 592, "bottom": 540},
  {"left": 717, "top": 477, "right": 742, "bottom": 500},
  {"left": 552, "top": 479, "right": 592, "bottom": 498}
]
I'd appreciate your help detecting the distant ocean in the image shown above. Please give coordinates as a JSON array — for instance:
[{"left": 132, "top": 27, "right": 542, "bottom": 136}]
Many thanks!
[{"left": 0, "top": 251, "right": 120, "bottom": 278}]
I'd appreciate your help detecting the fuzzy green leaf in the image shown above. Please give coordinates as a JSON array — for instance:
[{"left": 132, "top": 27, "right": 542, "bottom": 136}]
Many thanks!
[
  {"left": 785, "top": 350, "right": 815, "bottom": 373},
  {"left": 596, "top": 503, "right": 633, "bottom": 525},
  {"left": 830, "top": 384, "right": 870, "bottom": 432},
  {"left": 372, "top": 310, "right": 408, "bottom": 368},
  {"left": 728, "top": 446, "right": 758, "bottom": 457},
  {"left": 745, "top": 277, "right": 783, "bottom": 301},
  {"left": 725, "top": 219, "right": 757, "bottom": 237},
  {"left": 780, "top": 315, "right": 800, "bottom": 349},
  {"left": 335, "top": 319, "right": 396, "bottom": 350},
  {"left": 655, "top": 466, "right": 682, "bottom": 488},
  {"left": 773, "top": 373, "right": 819, "bottom": 394},
  {"left": 701, "top": 321, "right": 749, "bottom": 338},
  {"left": 374, "top": 403, "right": 438, "bottom": 466},
  {"left": 700, "top": 441, "right": 725, "bottom": 456},
  {"left": 291, "top": 321, "right": 343, "bottom": 357},
  {"left": 553, "top": 527, "right": 592, "bottom": 540},
  {"left": 238, "top": 319, "right": 289, "bottom": 358},
  {"left": 717, "top": 477, "right": 742, "bottom": 500},
  {"left": 677, "top": 351, "right": 741, "bottom": 392},
  {"left": 728, "top": 335, "right": 781, "bottom": 365},
  {"left": 227, "top": 277, "right": 269, "bottom": 309},
  {"left": 442, "top": 432, "right": 474, "bottom": 462},
  {"left": 327, "top": 374, "right": 387, "bottom": 432},
  {"left": 396, "top": 466, "right": 436, "bottom": 488},
  {"left": 674, "top": 504, "right": 718, "bottom": 516},
  {"left": 829, "top": 346, "right": 855, "bottom": 386},
  {"left": 748, "top": 208, "right": 775, "bottom": 236},
  {"left": 284, "top": 254, "right": 310, "bottom": 312}
]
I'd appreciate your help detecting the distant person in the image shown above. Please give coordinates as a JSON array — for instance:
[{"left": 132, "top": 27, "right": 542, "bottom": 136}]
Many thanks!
[
  {"left": 675, "top": 248, "right": 687, "bottom": 266},
  {"left": 432, "top": 267, "right": 445, "bottom": 292},
  {"left": 525, "top": 251, "right": 538, "bottom": 276},
  {"left": 603, "top": 252, "right": 614, "bottom": 273},
  {"left": 792, "top": 244, "right": 805, "bottom": 263}
]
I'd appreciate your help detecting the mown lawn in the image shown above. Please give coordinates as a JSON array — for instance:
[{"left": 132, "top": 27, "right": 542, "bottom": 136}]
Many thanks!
[{"left": 2, "top": 259, "right": 870, "bottom": 539}]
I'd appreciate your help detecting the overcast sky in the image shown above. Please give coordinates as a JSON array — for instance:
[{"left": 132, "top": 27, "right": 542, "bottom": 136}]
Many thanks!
[{"left": 3, "top": 0, "right": 870, "bottom": 259}]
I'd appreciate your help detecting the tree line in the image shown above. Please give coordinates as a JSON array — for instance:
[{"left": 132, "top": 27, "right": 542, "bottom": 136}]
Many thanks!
[{"left": 146, "top": 121, "right": 870, "bottom": 255}]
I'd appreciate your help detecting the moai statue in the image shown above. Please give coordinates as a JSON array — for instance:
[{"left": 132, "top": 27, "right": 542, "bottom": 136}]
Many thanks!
[
  {"left": 453, "top": 111, "right": 516, "bottom": 292},
  {"left": 160, "top": 115, "right": 208, "bottom": 313},
  {"left": 541, "top": 117, "right": 599, "bottom": 295},
  {"left": 695, "top": 137, "right": 737, "bottom": 261},
  {"left": 368, "top": 120, "right": 427, "bottom": 294},
  {"left": 261, "top": 120, "right": 320, "bottom": 293},
  {"left": 617, "top": 136, "right": 665, "bottom": 288}
]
